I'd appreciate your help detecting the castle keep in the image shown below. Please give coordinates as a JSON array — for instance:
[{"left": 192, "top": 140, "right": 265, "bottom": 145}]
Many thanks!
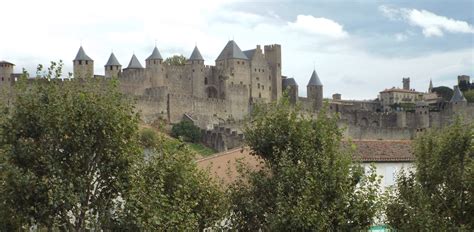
[{"left": 1, "top": 40, "right": 472, "bottom": 151}]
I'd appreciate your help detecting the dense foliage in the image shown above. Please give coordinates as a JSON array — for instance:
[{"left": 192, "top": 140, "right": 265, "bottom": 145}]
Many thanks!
[
  {"left": 384, "top": 119, "right": 474, "bottom": 230},
  {"left": 171, "top": 120, "right": 202, "bottom": 143},
  {"left": 463, "top": 89, "right": 474, "bottom": 103},
  {"left": 0, "top": 61, "right": 225, "bottom": 231},
  {"left": 0, "top": 61, "right": 141, "bottom": 230},
  {"left": 112, "top": 133, "right": 228, "bottom": 230},
  {"left": 164, "top": 54, "right": 187, "bottom": 66},
  {"left": 432, "top": 86, "right": 454, "bottom": 101},
  {"left": 228, "top": 98, "right": 382, "bottom": 231}
]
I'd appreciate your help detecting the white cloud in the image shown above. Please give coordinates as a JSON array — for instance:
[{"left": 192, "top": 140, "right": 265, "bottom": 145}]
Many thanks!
[
  {"left": 288, "top": 15, "right": 348, "bottom": 38},
  {"left": 0, "top": 1, "right": 471, "bottom": 100},
  {"left": 379, "top": 5, "right": 474, "bottom": 37},
  {"left": 408, "top": 9, "right": 474, "bottom": 37},
  {"left": 395, "top": 33, "right": 408, "bottom": 42}
]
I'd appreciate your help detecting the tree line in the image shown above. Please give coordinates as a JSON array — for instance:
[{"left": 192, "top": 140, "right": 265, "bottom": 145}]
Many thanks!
[{"left": 0, "top": 61, "right": 472, "bottom": 231}]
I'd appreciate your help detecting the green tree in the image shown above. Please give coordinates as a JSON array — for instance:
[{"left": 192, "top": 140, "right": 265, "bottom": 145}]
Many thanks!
[
  {"left": 228, "top": 99, "right": 382, "bottom": 231},
  {"left": 112, "top": 134, "right": 228, "bottom": 230},
  {"left": 384, "top": 119, "right": 474, "bottom": 230},
  {"left": 463, "top": 89, "right": 474, "bottom": 103},
  {"left": 432, "top": 86, "right": 454, "bottom": 101},
  {"left": 171, "top": 120, "right": 202, "bottom": 143},
  {"left": 164, "top": 54, "right": 187, "bottom": 65},
  {"left": 0, "top": 61, "right": 141, "bottom": 230}
]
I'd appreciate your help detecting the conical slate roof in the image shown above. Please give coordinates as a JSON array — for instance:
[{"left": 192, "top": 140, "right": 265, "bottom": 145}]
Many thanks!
[
  {"left": 74, "top": 46, "right": 93, "bottom": 61},
  {"left": 307, "top": 70, "right": 322, "bottom": 86},
  {"left": 216, "top": 40, "right": 248, "bottom": 61},
  {"left": 243, "top": 49, "right": 256, "bottom": 60},
  {"left": 189, "top": 46, "right": 204, "bottom": 60},
  {"left": 450, "top": 85, "right": 467, "bottom": 102},
  {"left": 105, "top": 52, "right": 121, "bottom": 66},
  {"left": 126, "top": 54, "right": 144, "bottom": 69},
  {"left": 146, "top": 47, "right": 163, "bottom": 60},
  {"left": 283, "top": 78, "right": 298, "bottom": 87}
]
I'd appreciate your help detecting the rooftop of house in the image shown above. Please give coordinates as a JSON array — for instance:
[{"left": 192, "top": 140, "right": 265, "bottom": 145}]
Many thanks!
[
  {"left": 197, "top": 140, "right": 414, "bottom": 184},
  {"left": 380, "top": 87, "right": 421, "bottom": 94}
]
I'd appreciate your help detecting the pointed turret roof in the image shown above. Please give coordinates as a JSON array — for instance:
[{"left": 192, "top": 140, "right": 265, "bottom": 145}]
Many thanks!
[
  {"left": 105, "top": 52, "right": 121, "bottom": 66},
  {"left": 146, "top": 47, "right": 163, "bottom": 60},
  {"left": 189, "top": 46, "right": 204, "bottom": 60},
  {"left": 126, "top": 54, "right": 144, "bottom": 69},
  {"left": 307, "top": 70, "right": 322, "bottom": 86},
  {"left": 283, "top": 78, "right": 298, "bottom": 88},
  {"left": 450, "top": 85, "right": 467, "bottom": 102},
  {"left": 74, "top": 46, "right": 93, "bottom": 61},
  {"left": 243, "top": 49, "right": 256, "bottom": 60},
  {"left": 216, "top": 40, "right": 248, "bottom": 61}
]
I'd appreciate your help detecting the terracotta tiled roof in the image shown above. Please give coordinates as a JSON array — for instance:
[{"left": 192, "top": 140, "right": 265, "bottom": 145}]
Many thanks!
[
  {"left": 350, "top": 140, "right": 414, "bottom": 162},
  {"left": 197, "top": 140, "right": 414, "bottom": 184}
]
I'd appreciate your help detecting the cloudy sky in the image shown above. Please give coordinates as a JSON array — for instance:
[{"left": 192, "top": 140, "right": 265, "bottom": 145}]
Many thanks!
[{"left": 1, "top": 0, "right": 473, "bottom": 99}]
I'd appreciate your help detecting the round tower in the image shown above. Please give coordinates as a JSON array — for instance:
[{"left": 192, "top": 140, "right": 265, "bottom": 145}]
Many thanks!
[
  {"left": 104, "top": 52, "right": 121, "bottom": 78},
  {"left": 73, "top": 46, "right": 94, "bottom": 79},
  {"left": 0, "top": 61, "right": 14, "bottom": 87},
  {"left": 187, "top": 46, "right": 205, "bottom": 98},
  {"left": 282, "top": 77, "right": 298, "bottom": 104},
  {"left": 307, "top": 69, "right": 323, "bottom": 111},
  {"left": 146, "top": 46, "right": 164, "bottom": 86}
]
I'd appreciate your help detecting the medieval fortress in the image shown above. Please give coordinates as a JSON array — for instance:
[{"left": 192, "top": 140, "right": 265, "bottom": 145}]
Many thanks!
[{"left": 1, "top": 41, "right": 473, "bottom": 151}]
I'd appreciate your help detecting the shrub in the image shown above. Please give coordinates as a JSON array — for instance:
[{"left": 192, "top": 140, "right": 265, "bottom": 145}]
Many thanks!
[{"left": 171, "top": 120, "right": 201, "bottom": 142}]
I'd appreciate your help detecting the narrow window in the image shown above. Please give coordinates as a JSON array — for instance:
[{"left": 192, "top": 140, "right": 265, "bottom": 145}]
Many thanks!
[
  {"left": 258, "top": 83, "right": 260, "bottom": 89},
  {"left": 262, "top": 85, "right": 264, "bottom": 90},
  {"left": 79, "top": 60, "right": 82, "bottom": 65},
  {"left": 86, "top": 61, "right": 88, "bottom": 65},
  {"left": 259, "top": 93, "right": 261, "bottom": 98},
  {"left": 204, "top": 77, "right": 208, "bottom": 85}
]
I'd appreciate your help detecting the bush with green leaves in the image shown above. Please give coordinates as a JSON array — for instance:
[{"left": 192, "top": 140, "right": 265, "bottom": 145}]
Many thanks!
[
  {"left": 384, "top": 119, "right": 473, "bottom": 230},
  {"left": 0, "top": 61, "right": 141, "bottom": 230},
  {"left": 171, "top": 120, "right": 202, "bottom": 142},
  {"left": 139, "top": 127, "right": 159, "bottom": 148},
  {"left": 112, "top": 134, "right": 228, "bottom": 230},
  {"left": 0, "top": 61, "right": 226, "bottom": 231},
  {"left": 228, "top": 98, "right": 382, "bottom": 231}
]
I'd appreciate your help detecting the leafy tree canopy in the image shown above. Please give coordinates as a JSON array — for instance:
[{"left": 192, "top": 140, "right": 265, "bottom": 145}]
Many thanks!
[
  {"left": 463, "top": 89, "right": 474, "bottom": 103},
  {"left": 228, "top": 98, "right": 382, "bottom": 231},
  {"left": 432, "top": 86, "right": 454, "bottom": 101},
  {"left": 111, "top": 131, "right": 228, "bottom": 231},
  {"left": 0, "top": 61, "right": 141, "bottom": 230},
  {"left": 171, "top": 120, "right": 202, "bottom": 143},
  {"left": 164, "top": 54, "right": 187, "bottom": 66},
  {"left": 384, "top": 119, "right": 474, "bottom": 230}
]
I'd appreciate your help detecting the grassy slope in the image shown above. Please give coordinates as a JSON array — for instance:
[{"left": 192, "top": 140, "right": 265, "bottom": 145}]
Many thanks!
[{"left": 140, "top": 125, "right": 217, "bottom": 157}]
